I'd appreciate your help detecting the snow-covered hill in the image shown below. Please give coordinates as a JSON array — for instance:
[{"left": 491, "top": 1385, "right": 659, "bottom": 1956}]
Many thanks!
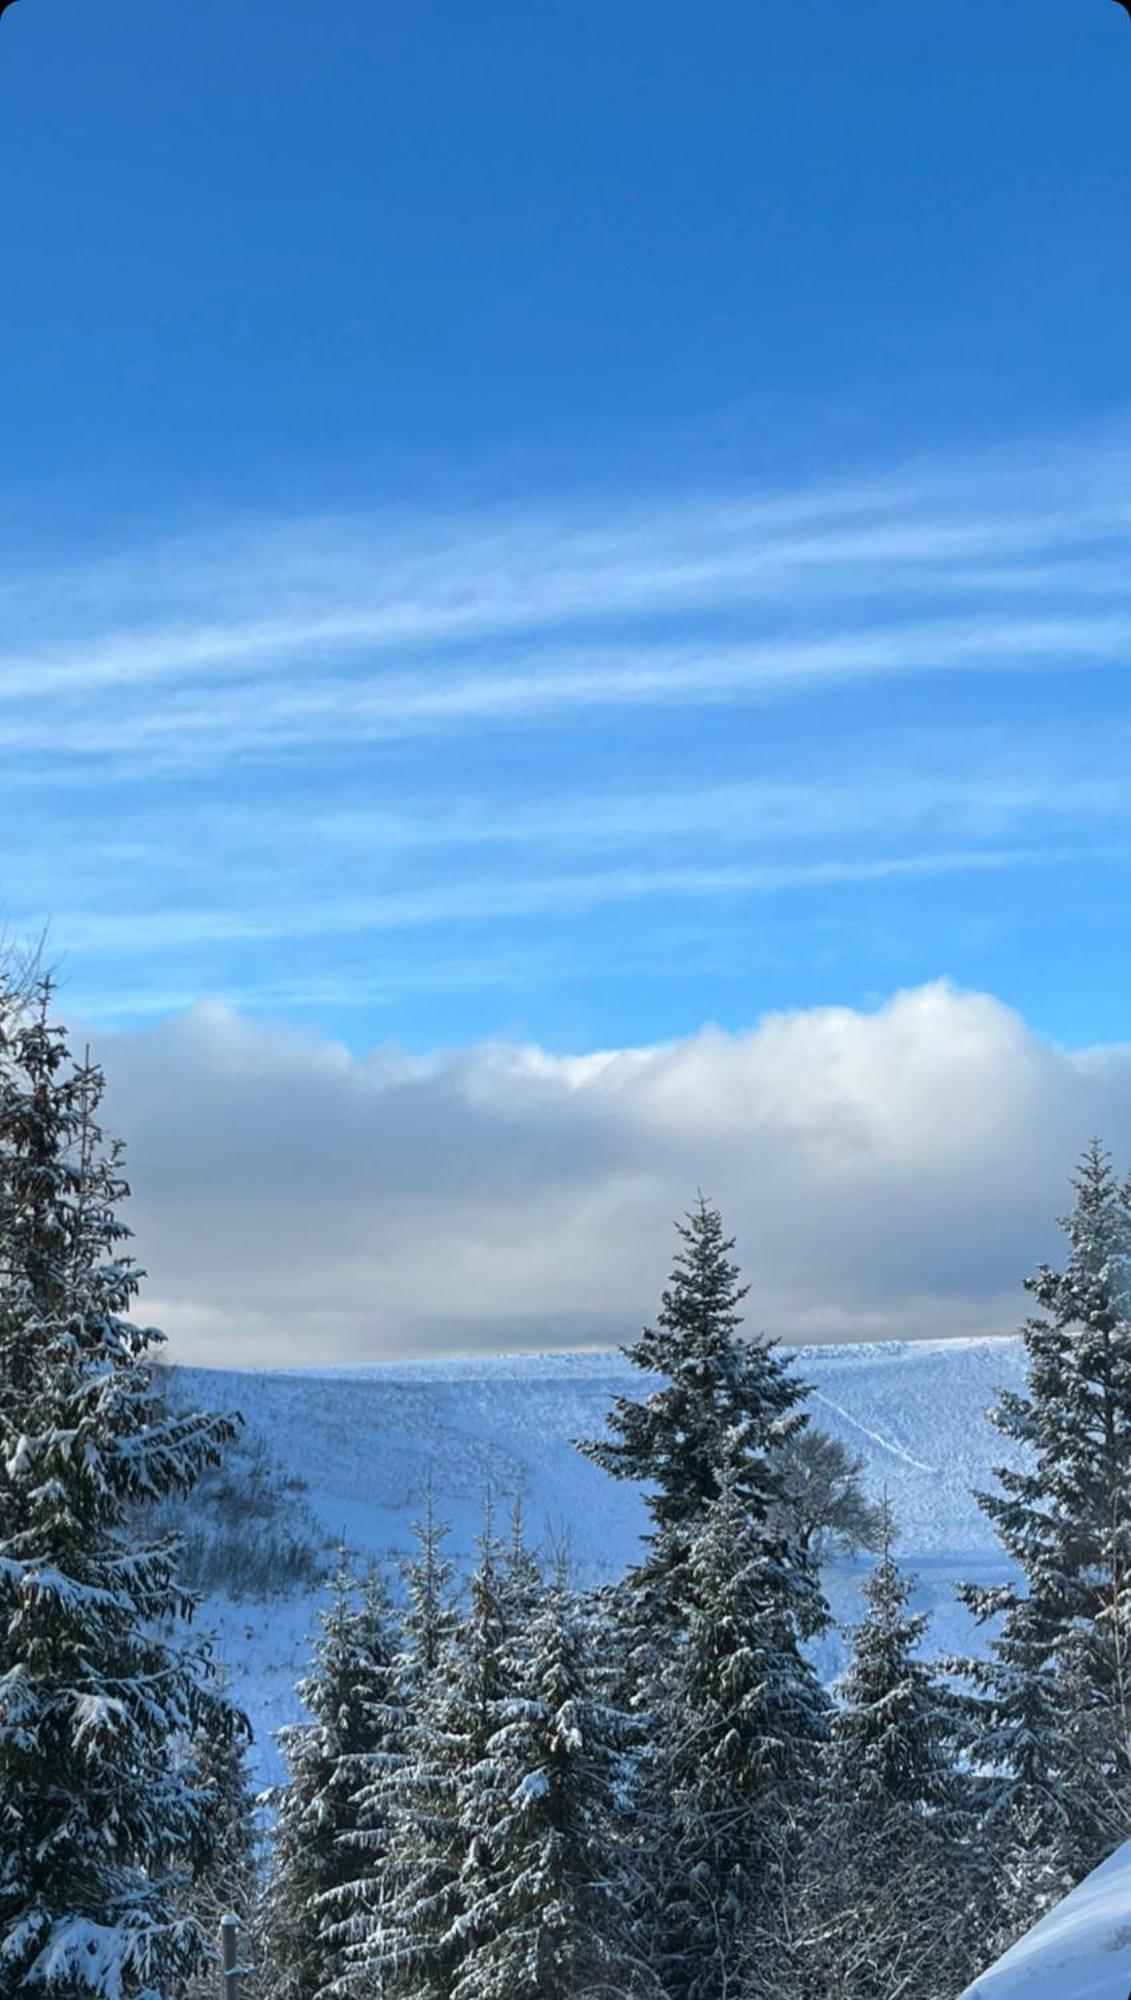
[
  {"left": 959, "top": 1840, "right": 1131, "bottom": 2000},
  {"left": 172, "top": 1334, "right": 1027, "bottom": 1782}
]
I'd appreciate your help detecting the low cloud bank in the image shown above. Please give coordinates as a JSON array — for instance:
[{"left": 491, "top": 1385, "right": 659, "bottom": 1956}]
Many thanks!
[{"left": 90, "top": 982, "right": 1131, "bottom": 1368}]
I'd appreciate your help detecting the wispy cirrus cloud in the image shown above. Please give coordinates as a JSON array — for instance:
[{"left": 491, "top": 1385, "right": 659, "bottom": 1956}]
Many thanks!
[
  {"left": 4, "top": 429, "right": 1131, "bottom": 1027},
  {"left": 2, "top": 616, "right": 1131, "bottom": 774},
  {"left": 50, "top": 843, "right": 1111, "bottom": 957},
  {"left": 4, "top": 440, "right": 1131, "bottom": 711}
]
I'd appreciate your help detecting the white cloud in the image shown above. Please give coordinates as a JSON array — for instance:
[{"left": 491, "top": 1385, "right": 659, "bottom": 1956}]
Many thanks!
[{"left": 89, "top": 981, "right": 1131, "bottom": 1368}]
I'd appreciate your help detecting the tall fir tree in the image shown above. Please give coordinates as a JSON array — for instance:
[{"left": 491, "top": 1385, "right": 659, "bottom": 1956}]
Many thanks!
[
  {"left": 0, "top": 981, "right": 244, "bottom": 1998},
  {"left": 961, "top": 1143, "right": 1131, "bottom": 1881},
  {"left": 656, "top": 1456, "right": 827, "bottom": 2000},
  {"left": 746, "top": 1520, "right": 982, "bottom": 2000},
  {"left": 402, "top": 1479, "right": 458, "bottom": 1679},
  {"left": 180, "top": 1669, "right": 263, "bottom": 2000},
  {"left": 578, "top": 1198, "right": 818, "bottom": 1627},
  {"left": 579, "top": 1201, "right": 830, "bottom": 1998},
  {"left": 265, "top": 1555, "right": 403, "bottom": 2000},
  {"left": 499, "top": 1494, "right": 542, "bottom": 1639},
  {"left": 375, "top": 1500, "right": 513, "bottom": 2000},
  {"left": 452, "top": 1558, "right": 638, "bottom": 2000},
  {"left": 834, "top": 1507, "right": 960, "bottom": 1819},
  {"left": 318, "top": 1566, "right": 416, "bottom": 1997}
]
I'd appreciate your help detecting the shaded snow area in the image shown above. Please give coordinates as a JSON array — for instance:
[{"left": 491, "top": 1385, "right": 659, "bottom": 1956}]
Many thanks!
[
  {"left": 171, "top": 1335, "right": 1027, "bottom": 1784},
  {"left": 959, "top": 1840, "right": 1131, "bottom": 2000}
]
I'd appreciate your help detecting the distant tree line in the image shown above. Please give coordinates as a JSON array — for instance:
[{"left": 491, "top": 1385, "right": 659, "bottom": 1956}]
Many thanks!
[{"left": 3, "top": 973, "right": 1131, "bottom": 1998}]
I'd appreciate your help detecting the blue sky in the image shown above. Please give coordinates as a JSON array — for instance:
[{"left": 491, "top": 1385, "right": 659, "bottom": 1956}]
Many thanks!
[{"left": 3, "top": 0, "right": 1131, "bottom": 1060}]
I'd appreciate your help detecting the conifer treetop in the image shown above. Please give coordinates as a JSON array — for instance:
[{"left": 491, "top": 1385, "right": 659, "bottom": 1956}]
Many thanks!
[{"left": 578, "top": 1195, "right": 810, "bottom": 1562}]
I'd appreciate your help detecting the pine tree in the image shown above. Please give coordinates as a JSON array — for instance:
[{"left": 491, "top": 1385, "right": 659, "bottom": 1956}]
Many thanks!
[
  {"left": 265, "top": 1555, "right": 403, "bottom": 2000},
  {"left": 961, "top": 1143, "right": 1131, "bottom": 1880},
  {"left": 1056, "top": 1509, "right": 1131, "bottom": 1862},
  {"left": 834, "top": 1508, "right": 959, "bottom": 1819},
  {"left": 578, "top": 1198, "right": 818, "bottom": 1627},
  {"left": 402, "top": 1479, "right": 458, "bottom": 1679},
  {"left": 375, "top": 1502, "right": 513, "bottom": 2000},
  {"left": 318, "top": 1566, "right": 416, "bottom": 1997},
  {"left": 500, "top": 1494, "right": 542, "bottom": 1639},
  {"left": 745, "top": 1523, "right": 982, "bottom": 2000},
  {"left": 453, "top": 1558, "right": 641, "bottom": 2000},
  {"left": 180, "top": 1671, "right": 262, "bottom": 2000},
  {"left": 573, "top": 1573, "right": 664, "bottom": 1988},
  {"left": 0, "top": 982, "right": 245, "bottom": 1998},
  {"left": 656, "top": 1456, "right": 827, "bottom": 2000}
]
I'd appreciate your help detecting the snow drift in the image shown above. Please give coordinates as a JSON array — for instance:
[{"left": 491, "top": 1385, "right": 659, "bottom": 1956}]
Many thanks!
[{"left": 959, "top": 1840, "right": 1131, "bottom": 2000}]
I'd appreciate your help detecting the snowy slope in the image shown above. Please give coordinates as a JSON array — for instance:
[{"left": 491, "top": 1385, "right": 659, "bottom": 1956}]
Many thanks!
[
  {"left": 959, "top": 1841, "right": 1131, "bottom": 2000},
  {"left": 172, "top": 1335, "right": 1027, "bottom": 1781}
]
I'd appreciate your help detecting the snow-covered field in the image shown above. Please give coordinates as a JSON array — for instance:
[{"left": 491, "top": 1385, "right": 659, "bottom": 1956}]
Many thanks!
[
  {"left": 959, "top": 1840, "right": 1131, "bottom": 2000},
  {"left": 173, "top": 1333, "right": 1027, "bottom": 1785}
]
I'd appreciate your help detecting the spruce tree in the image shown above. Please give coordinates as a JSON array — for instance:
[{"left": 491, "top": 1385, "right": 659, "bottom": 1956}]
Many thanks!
[
  {"left": 180, "top": 1671, "right": 262, "bottom": 2000},
  {"left": 402, "top": 1480, "right": 457, "bottom": 1679},
  {"left": 746, "top": 1523, "right": 981, "bottom": 2000},
  {"left": 578, "top": 1197, "right": 817, "bottom": 1626},
  {"left": 961, "top": 1143, "right": 1131, "bottom": 1880},
  {"left": 318, "top": 1566, "right": 415, "bottom": 1997},
  {"left": 656, "top": 1457, "right": 827, "bottom": 2000},
  {"left": 0, "top": 982, "right": 244, "bottom": 1998},
  {"left": 834, "top": 1508, "right": 959, "bottom": 1819},
  {"left": 451, "top": 1558, "right": 635, "bottom": 2000},
  {"left": 500, "top": 1494, "right": 542, "bottom": 1637},
  {"left": 265, "top": 1556, "right": 403, "bottom": 2000},
  {"left": 375, "top": 1501, "right": 513, "bottom": 2000}
]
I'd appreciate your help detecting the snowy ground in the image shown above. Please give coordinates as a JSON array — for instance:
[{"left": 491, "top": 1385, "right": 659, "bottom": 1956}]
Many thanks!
[
  {"left": 173, "top": 1334, "right": 1027, "bottom": 1783},
  {"left": 959, "top": 1841, "right": 1131, "bottom": 2000}
]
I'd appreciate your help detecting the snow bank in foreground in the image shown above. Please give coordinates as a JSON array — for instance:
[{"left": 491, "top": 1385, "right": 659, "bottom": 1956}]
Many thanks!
[{"left": 959, "top": 1842, "right": 1131, "bottom": 2000}]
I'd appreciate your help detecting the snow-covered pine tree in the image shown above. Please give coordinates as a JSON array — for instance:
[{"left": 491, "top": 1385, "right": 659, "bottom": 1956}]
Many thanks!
[
  {"left": 180, "top": 1669, "right": 263, "bottom": 2000},
  {"left": 657, "top": 1453, "right": 828, "bottom": 2000},
  {"left": 745, "top": 1518, "right": 982, "bottom": 2000},
  {"left": 961, "top": 1143, "right": 1131, "bottom": 1881},
  {"left": 565, "top": 1571, "right": 665, "bottom": 1987},
  {"left": 0, "top": 981, "right": 245, "bottom": 1999},
  {"left": 451, "top": 1556, "right": 639, "bottom": 2000},
  {"left": 374, "top": 1500, "right": 513, "bottom": 2000},
  {"left": 499, "top": 1494, "right": 542, "bottom": 1640},
  {"left": 834, "top": 1505, "right": 959, "bottom": 1818},
  {"left": 265, "top": 1554, "right": 403, "bottom": 2000},
  {"left": 317, "top": 1564, "right": 415, "bottom": 1997},
  {"left": 833, "top": 1515, "right": 982, "bottom": 1992},
  {"left": 402, "top": 1479, "right": 458, "bottom": 1679},
  {"left": 578, "top": 1198, "right": 819, "bottom": 1630}
]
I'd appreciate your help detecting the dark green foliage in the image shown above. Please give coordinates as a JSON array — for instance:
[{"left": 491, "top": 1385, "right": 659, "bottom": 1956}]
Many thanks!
[
  {"left": 402, "top": 1480, "right": 458, "bottom": 1677},
  {"left": 179, "top": 1672, "right": 263, "bottom": 2000},
  {"left": 266, "top": 1556, "right": 405, "bottom": 2000},
  {"left": 453, "top": 1559, "right": 637, "bottom": 2000},
  {"left": 578, "top": 1196, "right": 818, "bottom": 1624},
  {"left": 658, "top": 1462, "right": 827, "bottom": 2000},
  {"left": 834, "top": 1509, "right": 959, "bottom": 1816},
  {"left": 375, "top": 1503, "right": 514, "bottom": 2000},
  {"left": 0, "top": 980, "right": 245, "bottom": 1998},
  {"left": 746, "top": 1521, "right": 985, "bottom": 2000},
  {"left": 962, "top": 1143, "right": 1131, "bottom": 1882}
]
